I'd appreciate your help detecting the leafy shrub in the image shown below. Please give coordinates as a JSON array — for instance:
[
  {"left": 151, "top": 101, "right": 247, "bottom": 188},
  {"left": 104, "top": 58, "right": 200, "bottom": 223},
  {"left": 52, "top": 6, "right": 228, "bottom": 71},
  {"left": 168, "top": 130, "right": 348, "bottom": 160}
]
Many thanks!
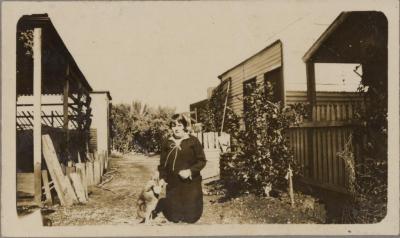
[{"left": 214, "top": 82, "right": 306, "bottom": 195}]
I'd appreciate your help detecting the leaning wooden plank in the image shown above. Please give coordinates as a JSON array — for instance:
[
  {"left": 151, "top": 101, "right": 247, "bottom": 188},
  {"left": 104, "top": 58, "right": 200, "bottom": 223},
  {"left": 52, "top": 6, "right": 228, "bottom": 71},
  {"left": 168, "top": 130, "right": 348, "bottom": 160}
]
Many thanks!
[
  {"left": 41, "top": 170, "right": 52, "bottom": 205},
  {"left": 42, "top": 134, "right": 77, "bottom": 206},
  {"left": 75, "top": 163, "right": 88, "bottom": 199},
  {"left": 42, "top": 135, "right": 68, "bottom": 206},
  {"left": 69, "top": 173, "right": 87, "bottom": 204}
]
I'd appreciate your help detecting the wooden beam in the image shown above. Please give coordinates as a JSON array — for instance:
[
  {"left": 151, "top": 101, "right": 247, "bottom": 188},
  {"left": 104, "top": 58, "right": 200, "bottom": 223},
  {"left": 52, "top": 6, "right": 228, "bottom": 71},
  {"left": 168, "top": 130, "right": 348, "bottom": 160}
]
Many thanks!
[
  {"left": 33, "top": 27, "right": 42, "bottom": 206},
  {"left": 306, "top": 62, "right": 316, "bottom": 106},
  {"left": 63, "top": 72, "right": 70, "bottom": 158},
  {"left": 290, "top": 120, "right": 363, "bottom": 128}
]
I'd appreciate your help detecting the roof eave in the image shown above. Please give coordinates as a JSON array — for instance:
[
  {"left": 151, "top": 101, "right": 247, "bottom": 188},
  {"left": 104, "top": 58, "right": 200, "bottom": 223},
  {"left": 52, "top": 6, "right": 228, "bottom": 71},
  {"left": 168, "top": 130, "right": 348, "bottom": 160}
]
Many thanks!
[
  {"left": 218, "top": 39, "right": 282, "bottom": 80},
  {"left": 302, "top": 12, "right": 350, "bottom": 63}
]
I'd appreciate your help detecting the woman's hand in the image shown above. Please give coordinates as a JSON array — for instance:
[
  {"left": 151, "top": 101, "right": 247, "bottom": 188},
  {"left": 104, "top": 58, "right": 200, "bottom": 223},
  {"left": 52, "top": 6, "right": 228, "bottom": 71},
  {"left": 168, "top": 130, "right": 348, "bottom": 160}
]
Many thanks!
[{"left": 178, "top": 169, "right": 192, "bottom": 180}]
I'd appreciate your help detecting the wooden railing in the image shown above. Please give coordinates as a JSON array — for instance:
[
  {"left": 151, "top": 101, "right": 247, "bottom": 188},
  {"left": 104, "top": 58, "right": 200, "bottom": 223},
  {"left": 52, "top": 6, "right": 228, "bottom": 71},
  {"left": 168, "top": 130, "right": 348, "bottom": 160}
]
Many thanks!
[{"left": 311, "top": 101, "right": 364, "bottom": 121}]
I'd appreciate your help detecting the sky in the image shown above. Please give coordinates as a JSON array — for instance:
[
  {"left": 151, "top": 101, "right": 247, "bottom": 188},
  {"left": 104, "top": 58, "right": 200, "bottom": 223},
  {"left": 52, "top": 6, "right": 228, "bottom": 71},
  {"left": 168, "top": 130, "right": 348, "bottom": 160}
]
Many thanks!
[{"left": 3, "top": 0, "right": 390, "bottom": 111}]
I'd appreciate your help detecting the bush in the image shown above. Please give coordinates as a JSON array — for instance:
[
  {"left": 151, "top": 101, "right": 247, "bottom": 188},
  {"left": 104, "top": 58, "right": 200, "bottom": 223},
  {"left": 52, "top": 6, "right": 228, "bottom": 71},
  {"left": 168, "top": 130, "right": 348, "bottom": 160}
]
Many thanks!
[
  {"left": 110, "top": 101, "right": 175, "bottom": 154},
  {"left": 215, "top": 82, "right": 307, "bottom": 195}
]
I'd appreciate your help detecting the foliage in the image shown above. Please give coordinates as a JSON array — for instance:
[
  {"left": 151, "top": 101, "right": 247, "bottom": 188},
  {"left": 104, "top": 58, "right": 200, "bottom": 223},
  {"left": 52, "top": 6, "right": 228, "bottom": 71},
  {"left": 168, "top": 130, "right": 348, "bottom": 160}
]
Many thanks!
[
  {"left": 18, "top": 29, "right": 34, "bottom": 56},
  {"left": 200, "top": 84, "right": 241, "bottom": 132},
  {"left": 339, "top": 133, "right": 387, "bottom": 223},
  {"left": 340, "top": 68, "right": 388, "bottom": 223},
  {"left": 110, "top": 101, "right": 175, "bottom": 154},
  {"left": 211, "top": 81, "right": 307, "bottom": 196}
]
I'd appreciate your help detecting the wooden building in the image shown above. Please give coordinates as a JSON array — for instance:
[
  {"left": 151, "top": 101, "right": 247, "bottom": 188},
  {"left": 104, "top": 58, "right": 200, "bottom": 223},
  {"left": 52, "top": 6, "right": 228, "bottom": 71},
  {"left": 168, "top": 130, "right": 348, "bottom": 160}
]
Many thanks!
[
  {"left": 189, "top": 98, "right": 208, "bottom": 126},
  {"left": 295, "top": 11, "right": 387, "bottom": 193},
  {"left": 189, "top": 87, "right": 215, "bottom": 126},
  {"left": 214, "top": 11, "right": 387, "bottom": 193},
  {"left": 216, "top": 12, "right": 362, "bottom": 117},
  {"left": 89, "top": 91, "right": 112, "bottom": 155},
  {"left": 16, "top": 14, "right": 93, "bottom": 206}
]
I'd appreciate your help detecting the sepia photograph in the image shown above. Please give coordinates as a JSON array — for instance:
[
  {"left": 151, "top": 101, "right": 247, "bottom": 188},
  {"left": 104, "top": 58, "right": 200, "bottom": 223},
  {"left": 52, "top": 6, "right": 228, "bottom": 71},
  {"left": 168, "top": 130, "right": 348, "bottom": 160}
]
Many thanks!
[{"left": 1, "top": 0, "right": 399, "bottom": 236}]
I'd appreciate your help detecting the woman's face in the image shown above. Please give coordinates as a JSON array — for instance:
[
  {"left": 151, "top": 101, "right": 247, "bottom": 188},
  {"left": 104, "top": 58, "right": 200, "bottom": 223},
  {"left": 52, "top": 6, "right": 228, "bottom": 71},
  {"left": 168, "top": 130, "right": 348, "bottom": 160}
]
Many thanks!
[{"left": 171, "top": 121, "right": 185, "bottom": 138}]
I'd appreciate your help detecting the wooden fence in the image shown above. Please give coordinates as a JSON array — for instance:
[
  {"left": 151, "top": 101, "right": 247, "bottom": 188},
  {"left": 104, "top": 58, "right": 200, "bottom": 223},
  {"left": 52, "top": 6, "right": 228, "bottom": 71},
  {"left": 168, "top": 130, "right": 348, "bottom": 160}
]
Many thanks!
[
  {"left": 194, "top": 132, "right": 227, "bottom": 180},
  {"left": 286, "top": 101, "right": 363, "bottom": 194},
  {"left": 17, "top": 134, "right": 109, "bottom": 207}
]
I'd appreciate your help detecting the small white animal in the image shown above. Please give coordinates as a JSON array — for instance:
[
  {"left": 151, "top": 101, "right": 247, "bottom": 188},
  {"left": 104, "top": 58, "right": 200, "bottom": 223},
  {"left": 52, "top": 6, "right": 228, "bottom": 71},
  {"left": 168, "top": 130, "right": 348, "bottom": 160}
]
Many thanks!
[{"left": 136, "top": 172, "right": 166, "bottom": 224}]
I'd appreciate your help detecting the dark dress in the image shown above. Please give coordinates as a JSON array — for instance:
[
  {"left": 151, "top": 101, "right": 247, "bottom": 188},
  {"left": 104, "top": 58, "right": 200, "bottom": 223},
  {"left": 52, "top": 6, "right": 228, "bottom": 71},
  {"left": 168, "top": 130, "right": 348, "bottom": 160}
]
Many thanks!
[{"left": 158, "top": 135, "right": 206, "bottom": 223}]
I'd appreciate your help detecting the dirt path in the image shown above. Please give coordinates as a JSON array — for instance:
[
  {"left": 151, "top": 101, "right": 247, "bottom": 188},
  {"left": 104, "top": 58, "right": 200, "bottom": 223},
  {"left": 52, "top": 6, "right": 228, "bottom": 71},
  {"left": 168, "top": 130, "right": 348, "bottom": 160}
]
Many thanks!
[
  {"left": 47, "top": 154, "right": 160, "bottom": 225},
  {"left": 47, "top": 154, "right": 326, "bottom": 225}
]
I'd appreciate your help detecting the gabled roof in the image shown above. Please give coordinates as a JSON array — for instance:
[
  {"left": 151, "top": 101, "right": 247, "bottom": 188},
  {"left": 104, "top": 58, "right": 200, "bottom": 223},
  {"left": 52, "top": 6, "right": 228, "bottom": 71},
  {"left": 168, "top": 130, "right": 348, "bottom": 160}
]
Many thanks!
[
  {"left": 216, "top": 12, "right": 339, "bottom": 82},
  {"left": 302, "top": 11, "right": 388, "bottom": 63}
]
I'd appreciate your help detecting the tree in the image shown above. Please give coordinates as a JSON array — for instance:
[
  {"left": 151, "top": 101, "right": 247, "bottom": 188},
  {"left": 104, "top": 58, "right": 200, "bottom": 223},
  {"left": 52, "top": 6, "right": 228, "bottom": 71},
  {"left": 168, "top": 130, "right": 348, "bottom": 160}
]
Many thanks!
[{"left": 110, "top": 100, "right": 175, "bottom": 154}]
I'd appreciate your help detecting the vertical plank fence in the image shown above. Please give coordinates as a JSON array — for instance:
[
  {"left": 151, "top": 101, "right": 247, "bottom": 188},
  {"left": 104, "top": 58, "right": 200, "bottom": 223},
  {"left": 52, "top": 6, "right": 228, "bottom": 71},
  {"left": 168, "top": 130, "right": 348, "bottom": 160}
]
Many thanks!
[
  {"left": 286, "top": 101, "right": 363, "bottom": 193},
  {"left": 195, "top": 132, "right": 227, "bottom": 180}
]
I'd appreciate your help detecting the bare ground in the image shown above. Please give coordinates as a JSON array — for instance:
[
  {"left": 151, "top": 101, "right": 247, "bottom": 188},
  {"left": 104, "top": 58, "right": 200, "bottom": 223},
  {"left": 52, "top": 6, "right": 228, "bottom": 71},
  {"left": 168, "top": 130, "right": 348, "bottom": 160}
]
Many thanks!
[{"left": 46, "top": 154, "right": 326, "bottom": 225}]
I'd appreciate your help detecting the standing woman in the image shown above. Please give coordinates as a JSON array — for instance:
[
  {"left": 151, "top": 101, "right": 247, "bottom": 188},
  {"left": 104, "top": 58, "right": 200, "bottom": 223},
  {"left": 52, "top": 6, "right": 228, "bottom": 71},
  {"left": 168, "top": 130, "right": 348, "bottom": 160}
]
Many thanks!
[{"left": 158, "top": 113, "right": 206, "bottom": 223}]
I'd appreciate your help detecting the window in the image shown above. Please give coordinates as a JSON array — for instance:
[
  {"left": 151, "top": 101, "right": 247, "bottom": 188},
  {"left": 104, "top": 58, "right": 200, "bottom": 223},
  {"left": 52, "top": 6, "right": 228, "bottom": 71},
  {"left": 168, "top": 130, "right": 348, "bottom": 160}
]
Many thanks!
[{"left": 264, "top": 67, "right": 283, "bottom": 103}]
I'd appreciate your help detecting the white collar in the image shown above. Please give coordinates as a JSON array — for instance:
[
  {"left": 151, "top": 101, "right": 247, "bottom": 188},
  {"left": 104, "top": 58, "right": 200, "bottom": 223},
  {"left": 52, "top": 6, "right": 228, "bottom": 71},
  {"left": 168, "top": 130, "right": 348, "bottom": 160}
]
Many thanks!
[{"left": 168, "top": 133, "right": 190, "bottom": 145}]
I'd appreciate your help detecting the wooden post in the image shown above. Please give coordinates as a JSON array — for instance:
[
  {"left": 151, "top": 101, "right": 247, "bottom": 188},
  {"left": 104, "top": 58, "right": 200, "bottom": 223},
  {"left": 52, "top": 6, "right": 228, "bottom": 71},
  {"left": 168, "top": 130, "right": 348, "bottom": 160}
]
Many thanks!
[
  {"left": 76, "top": 163, "right": 88, "bottom": 199},
  {"left": 93, "top": 159, "right": 100, "bottom": 184},
  {"left": 306, "top": 62, "right": 316, "bottom": 106},
  {"left": 288, "top": 165, "right": 294, "bottom": 207},
  {"left": 220, "top": 80, "right": 231, "bottom": 134},
  {"left": 33, "top": 27, "right": 42, "bottom": 206},
  {"left": 63, "top": 69, "right": 70, "bottom": 159},
  {"left": 86, "top": 162, "right": 94, "bottom": 186},
  {"left": 51, "top": 111, "right": 54, "bottom": 127}
]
